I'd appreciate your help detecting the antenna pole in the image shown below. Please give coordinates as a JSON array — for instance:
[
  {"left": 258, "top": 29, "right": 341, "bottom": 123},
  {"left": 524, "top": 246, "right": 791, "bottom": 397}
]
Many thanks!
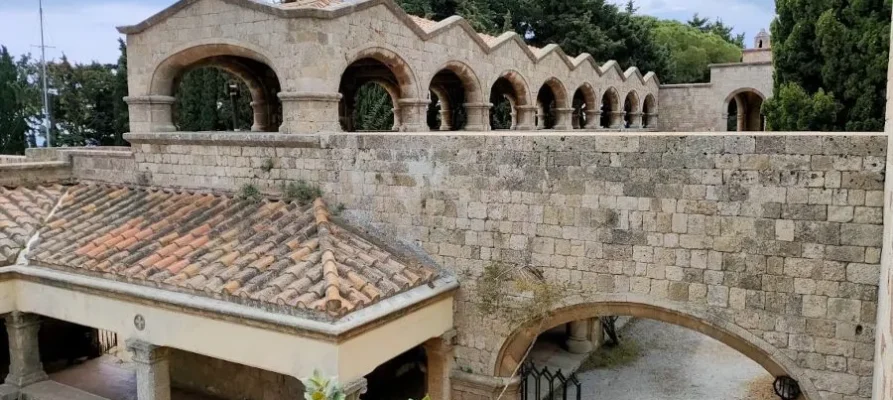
[{"left": 39, "top": 0, "right": 51, "bottom": 147}]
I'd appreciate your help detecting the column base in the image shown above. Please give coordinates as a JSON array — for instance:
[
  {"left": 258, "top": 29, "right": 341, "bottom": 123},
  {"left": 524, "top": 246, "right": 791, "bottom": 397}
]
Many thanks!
[
  {"left": 566, "top": 337, "right": 594, "bottom": 354},
  {"left": 278, "top": 92, "right": 343, "bottom": 134},
  {"left": 0, "top": 384, "right": 17, "bottom": 400},
  {"left": 451, "top": 371, "right": 520, "bottom": 400},
  {"left": 5, "top": 370, "right": 48, "bottom": 388}
]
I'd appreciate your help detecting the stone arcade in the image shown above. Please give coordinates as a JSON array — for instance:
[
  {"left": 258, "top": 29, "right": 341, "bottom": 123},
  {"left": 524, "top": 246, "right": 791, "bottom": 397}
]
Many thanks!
[{"left": 0, "top": 1, "right": 891, "bottom": 400}]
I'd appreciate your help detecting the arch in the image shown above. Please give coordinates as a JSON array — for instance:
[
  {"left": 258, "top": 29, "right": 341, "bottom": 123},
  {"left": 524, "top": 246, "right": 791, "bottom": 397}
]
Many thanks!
[
  {"left": 489, "top": 70, "right": 531, "bottom": 130},
  {"left": 642, "top": 94, "right": 657, "bottom": 128},
  {"left": 600, "top": 87, "right": 620, "bottom": 128},
  {"left": 427, "top": 61, "right": 484, "bottom": 131},
  {"left": 724, "top": 88, "right": 767, "bottom": 132},
  {"left": 572, "top": 83, "right": 598, "bottom": 129},
  {"left": 538, "top": 78, "right": 569, "bottom": 109},
  {"left": 491, "top": 297, "right": 819, "bottom": 400},
  {"left": 149, "top": 43, "right": 283, "bottom": 132},
  {"left": 345, "top": 47, "right": 420, "bottom": 100},
  {"left": 623, "top": 90, "right": 641, "bottom": 128}
]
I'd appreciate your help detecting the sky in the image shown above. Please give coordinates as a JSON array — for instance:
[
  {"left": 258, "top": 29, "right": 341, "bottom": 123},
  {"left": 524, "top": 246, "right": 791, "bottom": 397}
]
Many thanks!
[{"left": 0, "top": 0, "right": 776, "bottom": 64}]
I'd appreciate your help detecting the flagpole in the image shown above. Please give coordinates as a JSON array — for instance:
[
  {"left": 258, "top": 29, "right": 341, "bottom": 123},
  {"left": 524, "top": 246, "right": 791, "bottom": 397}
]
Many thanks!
[{"left": 39, "top": 0, "right": 51, "bottom": 147}]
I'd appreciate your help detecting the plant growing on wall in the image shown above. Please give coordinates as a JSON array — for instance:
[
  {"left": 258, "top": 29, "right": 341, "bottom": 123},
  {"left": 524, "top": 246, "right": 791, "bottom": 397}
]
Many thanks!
[{"left": 304, "top": 371, "right": 346, "bottom": 400}]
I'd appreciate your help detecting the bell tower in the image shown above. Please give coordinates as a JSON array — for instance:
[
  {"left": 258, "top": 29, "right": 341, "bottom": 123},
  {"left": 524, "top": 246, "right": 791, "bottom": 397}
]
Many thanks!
[{"left": 755, "top": 28, "right": 770, "bottom": 49}]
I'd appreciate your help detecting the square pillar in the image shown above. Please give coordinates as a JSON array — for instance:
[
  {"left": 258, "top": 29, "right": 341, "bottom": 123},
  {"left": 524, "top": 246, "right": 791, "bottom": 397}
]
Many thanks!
[
  {"left": 4, "top": 312, "right": 48, "bottom": 388},
  {"left": 343, "top": 378, "right": 368, "bottom": 400},
  {"left": 126, "top": 339, "right": 170, "bottom": 400},
  {"left": 629, "top": 112, "right": 644, "bottom": 129},
  {"left": 424, "top": 334, "right": 455, "bottom": 400},
  {"left": 124, "top": 96, "right": 176, "bottom": 133},
  {"left": 278, "top": 92, "right": 343, "bottom": 134},
  {"left": 463, "top": 103, "right": 492, "bottom": 131}
]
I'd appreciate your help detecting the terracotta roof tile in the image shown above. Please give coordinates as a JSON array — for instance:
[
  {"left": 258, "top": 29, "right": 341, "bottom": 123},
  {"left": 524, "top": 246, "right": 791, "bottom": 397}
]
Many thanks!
[
  {"left": 0, "top": 185, "right": 65, "bottom": 265},
  {"left": 15, "top": 184, "right": 437, "bottom": 319}
]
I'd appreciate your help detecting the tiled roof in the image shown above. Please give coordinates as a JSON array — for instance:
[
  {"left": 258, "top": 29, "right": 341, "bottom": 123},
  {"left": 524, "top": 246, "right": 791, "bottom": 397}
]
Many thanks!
[
  {"left": 9, "top": 184, "right": 436, "bottom": 319},
  {"left": 0, "top": 185, "right": 64, "bottom": 265}
]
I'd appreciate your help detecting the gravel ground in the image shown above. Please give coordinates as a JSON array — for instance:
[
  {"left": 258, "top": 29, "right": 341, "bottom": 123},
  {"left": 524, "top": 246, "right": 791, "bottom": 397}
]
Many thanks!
[{"left": 575, "top": 319, "right": 773, "bottom": 400}]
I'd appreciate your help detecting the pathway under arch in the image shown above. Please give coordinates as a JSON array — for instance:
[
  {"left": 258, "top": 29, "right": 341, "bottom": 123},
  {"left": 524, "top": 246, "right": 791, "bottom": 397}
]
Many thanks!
[
  {"left": 725, "top": 88, "right": 766, "bottom": 132},
  {"left": 600, "top": 88, "right": 621, "bottom": 128},
  {"left": 492, "top": 298, "right": 819, "bottom": 400}
]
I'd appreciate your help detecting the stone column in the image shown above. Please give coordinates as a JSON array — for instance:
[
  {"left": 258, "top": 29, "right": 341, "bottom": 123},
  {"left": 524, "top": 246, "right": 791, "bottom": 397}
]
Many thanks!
[
  {"left": 127, "top": 339, "right": 171, "bottom": 400},
  {"left": 554, "top": 108, "right": 575, "bottom": 130},
  {"left": 610, "top": 111, "right": 626, "bottom": 129},
  {"left": 629, "top": 112, "right": 644, "bottom": 129},
  {"left": 736, "top": 113, "right": 746, "bottom": 131},
  {"left": 584, "top": 110, "right": 601, "bottom": 130},
  {"left": 515, "top": 106, "right": 537, "bottom": 131},
  {"left": 343, "top": 378, "right": 368, "bottom": 400},
  {"left": 644, "top": 113, "right": 658, "bottom": 129},
  {"left": 588, "top": 318, "right": 604, "bottom": 348},
  {"left": 424, "top": 334, "right": 455, "bottom": 400},
  {"left": 399, "top": 99, "right": 431, "bottom": 132},
  {"left": 4, "top": 312, "right": 48, "bottom": 388},
  {"left": 566, "top": 320, "right": 594, "bottom": 354},
  {"left": 124, "top": 96, "right": 176, "bottom": 133},
  {"left": 278, "top": 92, "right": 343, "bottom": 134},
  {"left": 249, "top": 100, "right": 270, "bottom": 132},
  {"left": 463, "top": 103, "right": 491, "bottom": 131},
  {"left": 438, "top": 109, "right": 453, "bottom": 131},
  {"left": 451, "top": 371, "right": 520, "bottom": 400},
  {"left": 535, "top": 104, "right": 546, "bottom": 130},
  {"left": 572, "top": 110, "right": 581, "bottom": 129},
  {"left": 391, "top": 107, "right": 403, "bottom": 131}
]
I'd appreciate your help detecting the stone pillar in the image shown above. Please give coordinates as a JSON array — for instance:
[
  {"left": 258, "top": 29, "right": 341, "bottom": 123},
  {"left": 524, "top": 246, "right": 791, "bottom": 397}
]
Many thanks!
[
  {"left": 451, "top": 371, "right": 520, "bottom": 400},
  {"left": 535, "top": 104, "right": 546, "bottom": 129},
  {"left": 127, "top": 339, "right": 171, "bottom": 400},
  {"left": 399, "top": 99, "right": 431, "bottom": 132},
  {"left": 391, "top": 107, "right": 403, "bottom": 131},
  {"left": 278, "top": 92, "right": 343, "bottom": 134},
  {"left": 572, "top": 110, "right": 581, "bottom": 129},
  {"left": 343, "top": 378, "right": 368, "bottom": 400},
  {"left": 554, "top": 107, "right": 575, "bottom": 130},
  {"left": 736, "top": 113, "right": 746, "bottom": 131},
  {"left": 249, "top": 100, "right": 270, "bottom": 132},
  {"left": 515, "top": 106, "right": 537, "bottom": 131},
  {"left": 424, "top": 337, "right": 453, "bottom": 400},
  {"left": 644, "top": 113, "right": 658, "bottom": 129},
  {"left": 629, "top": 112, "right": 644, "bottom": 129},
  {"left": 584, "top": 110, "right": 601, "bottom": 130},
  {"left": 588, "top": 318, "right": 604, "bottom": 348},
  {"left": 438, "top": 109, "right": 453, "bottom": 131},
  {"left": 4, "top": 312, "right": 48, "bottom": 388},
  {"left": 566, "top": 320, "right": 594, "bottom": 354},
  {"left": 463, "top": 103, "right": 491, "bottom": 131},
  {"left": 610, "top": 111, "right": 626, "bottom": 129},
  {"left": 124, "top": 96, "right": 176, "bottom": 133}
]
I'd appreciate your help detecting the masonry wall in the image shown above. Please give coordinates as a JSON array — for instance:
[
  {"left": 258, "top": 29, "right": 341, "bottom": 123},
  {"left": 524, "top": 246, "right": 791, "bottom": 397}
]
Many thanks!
[
  {"left": 659, "top": 62, "right": 774, "bottom": 132},
  {"left": 169, "top": 349, "right": 305, "bottom": 400},
  {"left": 124, "top": 131, "right": 885, "bottom": 400}
]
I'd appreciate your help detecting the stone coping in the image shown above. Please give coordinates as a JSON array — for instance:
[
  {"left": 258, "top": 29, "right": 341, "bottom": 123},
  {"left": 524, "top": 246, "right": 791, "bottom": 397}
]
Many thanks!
[
  {"left": 660, "top": 82, "right": 714, "bottom": 89},
  {"left": 0, "top": 161, "right": 70, "bottom": 171},
  {"left": 709, "top": 60, "right": 773, "bottom": 68},
  {"left": 0, "top": 264, "right": 459, "bottom": 341}
]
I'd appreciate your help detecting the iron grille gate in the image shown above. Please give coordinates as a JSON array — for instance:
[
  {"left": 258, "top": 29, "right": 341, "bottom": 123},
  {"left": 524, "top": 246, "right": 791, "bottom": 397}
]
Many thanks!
[
  {"left": 519, "top": 361, "right": 582, "bottom": 400},
  {"left": 95, "top": 329, "right": 118, "bottom": 355}
]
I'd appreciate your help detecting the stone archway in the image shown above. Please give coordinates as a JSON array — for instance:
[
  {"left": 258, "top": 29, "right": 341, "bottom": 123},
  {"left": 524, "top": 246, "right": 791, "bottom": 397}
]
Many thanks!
[
  {"left": 600, "top": 87, "right": 621, "bottom": 128},
  {"left": 642, "top": 94, "right": 658, "bottom": 128},
  {"left": 535, "top": 78, "right": 570, "bottom": 130},
  {"left": 489, "top": 70, "right": 533, "bottom": 130},
  {"left": 491, "top": 297, "right": 819, "bottom": 400},
  {"left": 141, "top": 43, "right": 283, "bottom": 133},
  {"left": 572, "top": 83, "right": 598, "bottom": 129},
  {"left": 340, "top": 47, "right": 425, "bottom": 132},
  {"left": 724, "top": 88, "right": 766, "bottom": 132},
  {"left": 623, "top": 90, "right": 642, "bottom": 129},
  {"left": 427, "top": 61, "right": 486, "bottom": 131}
]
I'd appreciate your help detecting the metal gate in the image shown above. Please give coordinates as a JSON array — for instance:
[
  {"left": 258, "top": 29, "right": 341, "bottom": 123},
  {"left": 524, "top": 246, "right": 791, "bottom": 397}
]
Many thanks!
[
  {"left": 95, "top": 329, "right": 118, "bottom": 355},
  {"left": 519, "top": 361, "right": 582, "bottom": 400}
]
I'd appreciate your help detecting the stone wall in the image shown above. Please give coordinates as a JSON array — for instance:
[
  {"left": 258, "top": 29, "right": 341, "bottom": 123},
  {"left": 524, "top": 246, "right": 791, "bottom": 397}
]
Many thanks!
[
  {"left": 659, "top": 62, "right": 773, "bottom": 132},
  {"left": 124, "top": 131, "right": 885, "bottom": 399},
  {"left": 169, "top": 349, "right": 304, "bottom": 400},
  {"left": 743, "top": 49, "right": 772, "bottom": 63},
  {"left": 0, "top": 148, "right": 135, "bottom": 187},
  {"left": 0, "top": 163, "right": 73, "bottom": 187},
  {"left": 0, "top": 156, "right": 26, "bottom": 165}
]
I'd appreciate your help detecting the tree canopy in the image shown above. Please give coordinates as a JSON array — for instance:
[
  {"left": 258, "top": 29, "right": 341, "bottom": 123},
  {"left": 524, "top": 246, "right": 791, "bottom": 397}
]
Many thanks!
[
  {"left": 651, "top": 20, "right": 743, "bottom": 84},
  {"left": 766, "top": 0, "right": 891, "bottom": 131}
]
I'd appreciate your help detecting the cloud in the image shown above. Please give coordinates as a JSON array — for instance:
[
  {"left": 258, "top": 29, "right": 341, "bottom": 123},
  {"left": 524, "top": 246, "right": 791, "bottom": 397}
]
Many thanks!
[{"left": 0, "top": 0, "right": 163, "bottom": 63}]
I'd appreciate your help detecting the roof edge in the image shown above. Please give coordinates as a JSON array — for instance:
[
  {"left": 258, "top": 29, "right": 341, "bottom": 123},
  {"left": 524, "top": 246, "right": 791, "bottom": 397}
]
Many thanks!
[{"left": 1, "top": 264, "right": 459, "bottom": 340}]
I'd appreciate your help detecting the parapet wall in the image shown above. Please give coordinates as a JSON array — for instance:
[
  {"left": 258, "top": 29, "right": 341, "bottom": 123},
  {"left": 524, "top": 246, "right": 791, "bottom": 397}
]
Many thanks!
[
  {"left": 0, "top": 147, "right": 135, "bottom": 187},
  {"left": 123, "top": 130, "right": 885, "bottom": 399}
]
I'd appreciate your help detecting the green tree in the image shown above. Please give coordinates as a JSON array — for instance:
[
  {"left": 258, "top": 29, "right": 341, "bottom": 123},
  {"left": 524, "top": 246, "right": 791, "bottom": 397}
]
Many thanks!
[
  {"left": 687, "top": 13, "right": 745, "bottom": 47},
  {"left": 353, "top": 83, "right": 394, "bottom": 131},
  {"left": 112, "top": 39, "right": 129, "bottom": 145},
  {"left": 652, "top": 20, "right": 742, "bottom": 83},
  {"left": 0, "top": 47, "right": 37, "bottom": 155},
  {"left": 763, "top": 83, "right": 840, "bottom": 131},
  {"left": 174, "top": 67, "right": 252, "bottom": 131},
  {"left": 768, "top": 0, "right": 891, "bottom": 131}
]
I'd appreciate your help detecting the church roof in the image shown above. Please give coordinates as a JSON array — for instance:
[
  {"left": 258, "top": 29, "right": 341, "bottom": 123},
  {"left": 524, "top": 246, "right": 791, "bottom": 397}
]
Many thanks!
[{"left": 2, "top": 183, "right": 438, "bottom": 320}]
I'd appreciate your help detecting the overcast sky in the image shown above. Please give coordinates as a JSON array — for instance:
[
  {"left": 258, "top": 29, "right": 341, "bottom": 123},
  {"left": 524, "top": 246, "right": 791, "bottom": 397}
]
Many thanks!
[{"left": 0, "top": 0, "right": 776, "bottom": 64}]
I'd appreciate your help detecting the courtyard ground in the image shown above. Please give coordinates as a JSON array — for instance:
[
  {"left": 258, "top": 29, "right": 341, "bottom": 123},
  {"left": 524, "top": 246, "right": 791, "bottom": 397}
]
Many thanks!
[{"left": 575, "top": 319, "right": 774, "bottom": 400}]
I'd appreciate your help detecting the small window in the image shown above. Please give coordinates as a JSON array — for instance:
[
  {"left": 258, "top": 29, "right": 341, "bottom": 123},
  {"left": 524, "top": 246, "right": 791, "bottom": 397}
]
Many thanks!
[{"left": 758, "top": 40, "right": 763, "bottom": 48}]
